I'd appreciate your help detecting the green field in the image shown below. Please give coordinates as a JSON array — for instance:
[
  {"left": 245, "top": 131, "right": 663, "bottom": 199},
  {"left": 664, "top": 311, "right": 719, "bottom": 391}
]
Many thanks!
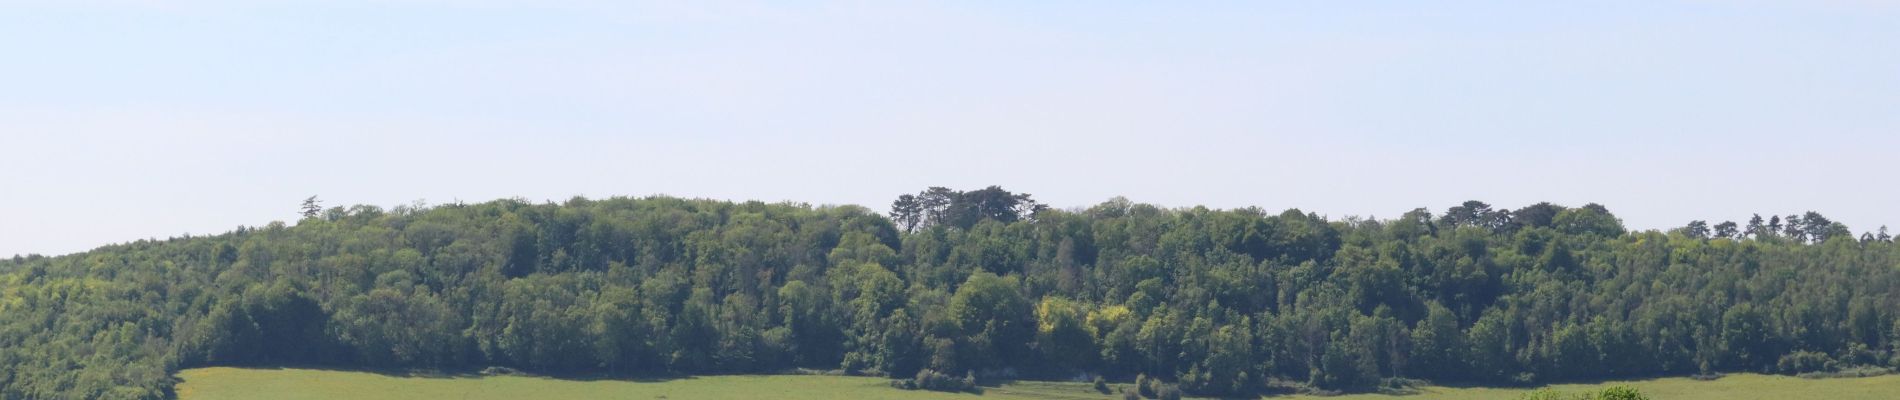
[
  {"left": 173, "top": 368, "right": 1112, "bottom": 400},
  {"left": 175, "top": 368, "right": 1899, "bottom": 400},
  {"left": 1275, "top": 374, "right": 1900, "bottom": 400}
]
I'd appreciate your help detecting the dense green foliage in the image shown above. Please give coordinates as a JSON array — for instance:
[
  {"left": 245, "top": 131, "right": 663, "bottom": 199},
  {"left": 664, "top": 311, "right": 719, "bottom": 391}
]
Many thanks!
[
  {"left": 2, "top": 191, "right": 1898, "bottom": 399},
  {"left": 891, "top": 368, "right": 978, "bottom": 393}
]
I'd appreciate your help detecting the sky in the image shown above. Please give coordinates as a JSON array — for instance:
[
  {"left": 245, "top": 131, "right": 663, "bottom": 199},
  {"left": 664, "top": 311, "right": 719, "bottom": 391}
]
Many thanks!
[{"left": 2, "top": 1, "right": 1897, "bottom": 256}]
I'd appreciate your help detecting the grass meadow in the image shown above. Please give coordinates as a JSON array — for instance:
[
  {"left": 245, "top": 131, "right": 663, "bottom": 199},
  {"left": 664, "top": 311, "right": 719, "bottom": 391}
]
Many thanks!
[{"left": 175, "top": 367, "right": 1899, "bottom": 400}]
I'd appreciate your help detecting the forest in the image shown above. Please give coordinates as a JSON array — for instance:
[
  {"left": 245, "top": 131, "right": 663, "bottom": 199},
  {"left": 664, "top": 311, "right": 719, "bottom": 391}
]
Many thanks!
[{"left": 1, "top": 186, "right": 1897, "bottom": 399}]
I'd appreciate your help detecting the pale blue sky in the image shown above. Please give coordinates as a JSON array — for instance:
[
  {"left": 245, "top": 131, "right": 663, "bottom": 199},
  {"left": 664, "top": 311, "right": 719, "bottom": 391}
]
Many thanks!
[{"left": 3, "top": 1, "right": 1896, "bottom": 256}]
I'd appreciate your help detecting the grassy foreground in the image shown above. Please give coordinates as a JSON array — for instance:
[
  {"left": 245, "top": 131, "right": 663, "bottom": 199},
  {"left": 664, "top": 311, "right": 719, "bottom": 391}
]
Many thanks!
[
  {"left": 1276, "top": 373, "right": 1900, "bottom": 400},
  {"left": 173, "top": 368, "right": 1112, "bottom": 400},
  {"left": 175, "top": 367, "right": 1900, "bottom": 400}
]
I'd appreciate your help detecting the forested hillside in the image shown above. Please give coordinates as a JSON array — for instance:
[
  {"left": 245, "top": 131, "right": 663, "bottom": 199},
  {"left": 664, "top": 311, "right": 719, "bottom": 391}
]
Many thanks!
[{"left": 2, "top": 189, "right": 1897, "bottom": 399}]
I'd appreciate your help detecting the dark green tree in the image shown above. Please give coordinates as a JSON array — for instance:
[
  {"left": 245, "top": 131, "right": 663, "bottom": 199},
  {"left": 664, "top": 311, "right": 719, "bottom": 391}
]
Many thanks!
[{"left": 300, "top": 196, "right": 323, "bottom": 219}]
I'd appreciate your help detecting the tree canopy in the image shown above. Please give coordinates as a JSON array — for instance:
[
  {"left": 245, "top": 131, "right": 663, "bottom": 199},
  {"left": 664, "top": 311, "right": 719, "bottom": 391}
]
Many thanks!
[{"left": 1, "top": 192, "right": 1897, "bottom": 399}]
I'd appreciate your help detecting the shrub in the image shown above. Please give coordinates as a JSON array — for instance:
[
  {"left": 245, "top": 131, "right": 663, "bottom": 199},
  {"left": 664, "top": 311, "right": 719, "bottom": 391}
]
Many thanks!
[
  {"left": 1156, "top": 384, "right": 1183, "bottom": 400},
  {"left": 1375, "top": 377, "right": 1425, "bottom": 395},
  {"left": 478, "top": 366, "right": 522, "bottom": 376},
  {"left": 1093, "top": 375, "right": 1110, "bottom": 393},
  {"left": 1518, "top": 388, "right": 1579, "bottom": 400},
  {"left": 1592, "top": 386, "right": 1649, "bottom": 400},
  {"left": 1796, "top": 365, "right": 1894, "bottom": 379},
  {"left": 1777, "top": 351, "right": 1835, "bottom": 374},
  {"left": 1136, "top": 373, "right": 1153, "bottom": 398},
  {"left": 1516, "top": 386, "right": 1648, "bottom": 400},
  {"left": 900, "top": 368, "right": 977, "bottom": 393},
  {"left": 1512, "top": 372, "right": 1538, "bottom": 385},
  {"left": 1121, "top": 389, "right": 1140, "bottom": 400},
  {"left": 1839, "top": 343, "right": 1882, "bottom": 366}
]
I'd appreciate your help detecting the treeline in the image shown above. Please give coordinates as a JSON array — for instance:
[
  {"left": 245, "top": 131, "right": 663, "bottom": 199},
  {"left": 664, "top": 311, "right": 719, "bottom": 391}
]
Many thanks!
[{"left": 2, "top": 189, "right": 1898, "bottom": 399}]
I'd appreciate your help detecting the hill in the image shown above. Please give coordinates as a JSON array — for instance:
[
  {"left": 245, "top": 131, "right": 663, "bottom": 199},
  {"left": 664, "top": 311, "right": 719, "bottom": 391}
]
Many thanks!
[{"left": 3, "top": 188, "right": 1898, "bottom": 399}]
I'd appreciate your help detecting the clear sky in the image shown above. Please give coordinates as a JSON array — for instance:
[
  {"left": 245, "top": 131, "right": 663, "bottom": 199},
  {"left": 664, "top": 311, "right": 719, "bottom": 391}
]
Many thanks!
[{"left": 3, "top": 1, "right": 1896, "bottom": 256}]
